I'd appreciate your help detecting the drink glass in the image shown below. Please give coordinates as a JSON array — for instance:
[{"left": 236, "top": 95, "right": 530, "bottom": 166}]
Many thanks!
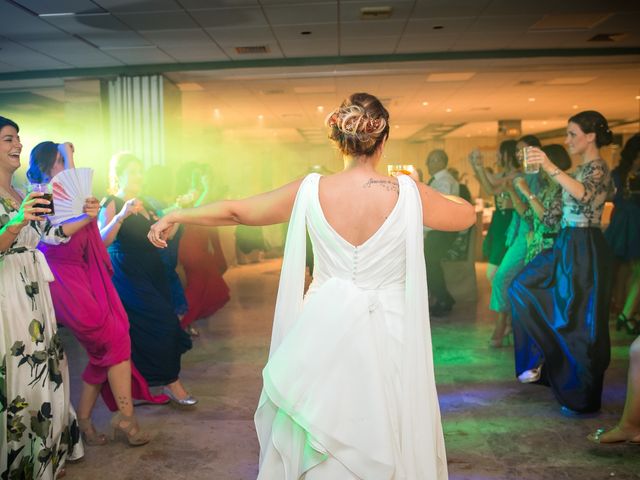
[
  {"left": 387, "top": 164, "right": 415, "bottom": 177},
  {"left": 522, "top": 147, "right": 540, "bottom": 174},
  {"left": 28, "top": 183, "right": 54, "bottom": 216}
]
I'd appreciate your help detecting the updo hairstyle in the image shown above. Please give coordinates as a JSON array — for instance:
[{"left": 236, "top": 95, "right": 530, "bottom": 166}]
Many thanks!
[
  {"left": 568, "top": 110, "right": 613, "bottom": 148},
  {"left": 325, "top": 92, "right": 390, "bottom": 157}
]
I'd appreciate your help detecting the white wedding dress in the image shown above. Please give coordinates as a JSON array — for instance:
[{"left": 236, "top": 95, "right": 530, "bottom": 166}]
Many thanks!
[{"left": 255, "top": 173, "right": 448, "bottom": 480}]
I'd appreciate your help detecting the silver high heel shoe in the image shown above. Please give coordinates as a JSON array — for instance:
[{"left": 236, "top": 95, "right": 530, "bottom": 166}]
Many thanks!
[{"left": 162, "top": 386, "right": 198, "bottom": 406}]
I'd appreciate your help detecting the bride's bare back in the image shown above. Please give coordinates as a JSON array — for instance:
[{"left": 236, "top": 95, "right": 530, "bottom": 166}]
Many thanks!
[{"left": 319, "top": 171, "right": 399, "bottom": 248}]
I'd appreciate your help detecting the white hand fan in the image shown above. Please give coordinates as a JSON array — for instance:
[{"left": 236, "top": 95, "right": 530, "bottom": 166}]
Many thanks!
[{"left": 48, "top": 167, "right": 94, "bottom": 225}]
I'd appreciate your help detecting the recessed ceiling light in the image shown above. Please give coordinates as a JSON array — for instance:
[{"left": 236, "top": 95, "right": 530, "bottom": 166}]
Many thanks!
[
  {"left": 572, "top": 105, "right": 579, "bottom": 109},
  {"left": 422, "top": 101, "right": 429, "bottom": 106},
  {"left": 636, "top": 95, "right": 640, "bottom": 100},
  {"left": 317, "top": 106, "right": 324, "bottom": 113},
  {"left": 394, "top": 125, "right": 400, "bottom": 129},
  {"left": 542, "top": 121, "right": 548, "bottom": 125},
  {"left": 258, "top": 114, "right": 264, "bottom": 120},
  {"left": 528, "top": 97, "right": 536, "bottom": 102},
  {"left": 445, "top": 108, "right": 452, "bottom": 113},
  {"left": 213, "top": 108, "right": 221, "bottom": 119}
]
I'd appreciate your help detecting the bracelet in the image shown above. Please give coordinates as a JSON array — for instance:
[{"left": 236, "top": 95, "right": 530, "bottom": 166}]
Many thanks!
[{"left": 549, "top": 167, "right": 561, "bottom": 177}]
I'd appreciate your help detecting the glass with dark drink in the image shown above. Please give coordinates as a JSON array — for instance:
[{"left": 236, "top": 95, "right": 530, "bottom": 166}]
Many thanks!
[{"left": 29, "top": 183, "right": 54, "bottom": 216}]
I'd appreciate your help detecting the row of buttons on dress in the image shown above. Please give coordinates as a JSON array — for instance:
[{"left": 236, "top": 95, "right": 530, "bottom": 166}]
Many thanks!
[{"left": 352, "top": 246, "right": 358, "bottom": 281}]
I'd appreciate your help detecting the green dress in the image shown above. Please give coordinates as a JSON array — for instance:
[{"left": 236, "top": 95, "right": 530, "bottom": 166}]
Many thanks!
[{"left": 1, "top": 195, "right": 83, "bottom": 479}]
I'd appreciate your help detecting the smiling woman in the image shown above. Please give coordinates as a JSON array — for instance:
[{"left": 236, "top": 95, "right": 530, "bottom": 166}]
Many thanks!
[
  {"left": 0, "top": 116, "right": 84, "bottom": 479},
  {"left": 509, "top": 110, "right": 615, "bottom": 415}
]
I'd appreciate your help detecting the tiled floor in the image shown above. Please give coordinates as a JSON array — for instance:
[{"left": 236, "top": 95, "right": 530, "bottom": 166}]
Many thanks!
[{"left": 62, "top": 260, "right": 640, "bottom": 480}]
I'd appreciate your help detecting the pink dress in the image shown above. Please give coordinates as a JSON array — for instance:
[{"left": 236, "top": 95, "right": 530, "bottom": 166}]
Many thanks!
[{"left": 39, "top": 221, "right": 168, "bottom": 410}]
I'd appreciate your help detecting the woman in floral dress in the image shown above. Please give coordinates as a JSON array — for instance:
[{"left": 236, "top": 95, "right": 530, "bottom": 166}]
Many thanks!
[
  {"left": 510, "top": 111, "right": 614, "bottom": 414},
  {"left": 0, "top": 116, "right": 83, "bottom": 479}
]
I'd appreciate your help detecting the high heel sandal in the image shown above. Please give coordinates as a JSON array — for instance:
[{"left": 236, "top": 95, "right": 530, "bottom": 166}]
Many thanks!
[
  {"left": 77, "top": 417, "right": 108, "bottom": 446},
  {"left": 110, "top": 412, "right": 151, "bottom": 446},
  {"left": 517, "top": 365, "right": 542, "bottom": 383},
  {"left": 588, "top": 426, "right": 640, "bottom": 444},
  {"left": 616, "top": 313, "right": 640, "bottom": 335}
]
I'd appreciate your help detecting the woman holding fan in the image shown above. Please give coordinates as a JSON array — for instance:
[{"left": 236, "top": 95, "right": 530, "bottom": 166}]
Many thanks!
[{"left": 28, "top": 141, "right": 164, "bottom": 447}]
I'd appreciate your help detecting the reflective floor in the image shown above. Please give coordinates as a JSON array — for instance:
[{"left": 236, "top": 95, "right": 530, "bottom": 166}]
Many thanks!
[{"left": 62, "top": 260, "right": 640, "bottom": 480}]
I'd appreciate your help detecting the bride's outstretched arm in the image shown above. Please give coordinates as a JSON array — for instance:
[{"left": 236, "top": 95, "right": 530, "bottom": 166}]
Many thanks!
[{"left": 149, "top": 178, "right": 303, "bottom": 248}]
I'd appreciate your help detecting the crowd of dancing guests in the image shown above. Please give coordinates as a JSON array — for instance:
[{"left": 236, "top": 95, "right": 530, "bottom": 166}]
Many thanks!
[
  {"left": 0, "top": 115, "right": 230, "bottom": 478},
  {"left": 468, "top": 111, "right": 640, "bottom": 440}
]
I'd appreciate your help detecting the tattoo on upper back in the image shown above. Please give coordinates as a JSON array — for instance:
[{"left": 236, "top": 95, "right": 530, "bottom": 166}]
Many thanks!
[{"left": 363, "top": 178, "right": 399, "bottom": 193}]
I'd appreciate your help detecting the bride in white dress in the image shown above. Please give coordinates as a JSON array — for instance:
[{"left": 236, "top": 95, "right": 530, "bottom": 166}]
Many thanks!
[{"left": 148, "top": 93, "right": 475, "bottom": 479}]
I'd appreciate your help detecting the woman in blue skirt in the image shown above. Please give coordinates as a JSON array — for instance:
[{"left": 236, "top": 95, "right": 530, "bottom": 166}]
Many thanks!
[{"left": 509, "top": 110, "right": 614, "bottom": 414}]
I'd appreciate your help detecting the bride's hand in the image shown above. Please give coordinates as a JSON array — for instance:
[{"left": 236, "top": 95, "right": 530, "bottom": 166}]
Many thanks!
[{"left": 148, "top": 216, "right": 174, "bottom": 248}]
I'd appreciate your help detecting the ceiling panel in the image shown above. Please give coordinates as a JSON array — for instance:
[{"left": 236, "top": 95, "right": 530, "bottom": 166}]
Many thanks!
[
  {"left": 341, "top": 20, "right": 406, "bottom": 38},
  {"left": 395, "top": 33, "right": 460, "bottom": 53},
  {"left": 263, "top": 3, "right": 337, "bottom": 25},
  {"left": 0, "top": 2, "right": 67, "bottom": 37},
  {"left": 160, "top": 46, "right": 229, "bottom": 62},
  {"left": 181, "top": 0, "right": 258, "bottom": 8},
  {"left": 114, "top": 11, "right": 199, "bottom": 30},
  {"left": 93, "top": 0, "right": 182, "bottom": 12},
  {"left": 413, "top": 0, "right": 492, "bottom": 18},
  {"left": 189, "top": 7, "right": 269, "bottom": 29},
  {"left": 0, "top": 38, "right": 72, "bottom": 70},
  {"left": 340, "top": 36, "right": 398, "bottom": 55},
  {"left": 206, "top": 26, "right": 277, "bottom": 46},
  {"left": 139, "top": 28, "right": 215, "bottom": 47},
  {"left": 103, "top": 46, "right": 176, "bottom": 64},
  {"left": 13, "top": 0, "right": 104, "bottom": 15},
  {"left": 272, "top": 23, "right": 337, "bottom": 40},
  {"left": 279, "top": 40, "right": 338, "bottom": 57},
  {"left": 403, "top": 17, "right": 476, "bottom": 35}
]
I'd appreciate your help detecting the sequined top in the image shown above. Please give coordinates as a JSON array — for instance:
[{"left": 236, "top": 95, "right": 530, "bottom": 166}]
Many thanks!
[{"left": 562, "top": 159, "right": 612, "bottom": 227}]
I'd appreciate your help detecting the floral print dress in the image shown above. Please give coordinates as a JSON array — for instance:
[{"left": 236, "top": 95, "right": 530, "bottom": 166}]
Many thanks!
[{"left": 0, "top": 195, "right": 83, "bottom": 480}]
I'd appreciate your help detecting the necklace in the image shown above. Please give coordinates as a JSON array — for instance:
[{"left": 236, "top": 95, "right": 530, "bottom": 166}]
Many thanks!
[{"left": 0, "top": 185, "right": 22, "bottom": 208}]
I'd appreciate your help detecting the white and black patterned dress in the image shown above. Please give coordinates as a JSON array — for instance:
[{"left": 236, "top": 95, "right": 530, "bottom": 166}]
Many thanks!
[{"left": 0, "top": 195, "right": 83, "bottom": 480}]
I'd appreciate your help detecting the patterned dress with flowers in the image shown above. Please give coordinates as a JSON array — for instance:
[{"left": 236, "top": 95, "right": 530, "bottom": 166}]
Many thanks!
[{"left": 0, "top": 195, "right": 83, "bottom": 480}]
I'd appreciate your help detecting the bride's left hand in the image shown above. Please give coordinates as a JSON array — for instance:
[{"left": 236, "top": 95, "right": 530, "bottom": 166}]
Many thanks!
[{"left": 148, "top": 216, "right": 174, "bottom": 248}]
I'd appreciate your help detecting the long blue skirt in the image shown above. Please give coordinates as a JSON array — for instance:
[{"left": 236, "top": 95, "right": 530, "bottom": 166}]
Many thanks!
[
  {"left": 110, "top": 248, "right": 192, "bottom": 386},
  {"left": 509, "top": 227, "right": 613, "bottom": 413}
]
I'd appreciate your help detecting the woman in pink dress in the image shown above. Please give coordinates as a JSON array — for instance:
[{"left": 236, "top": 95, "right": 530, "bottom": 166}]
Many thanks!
[{"left": 28, "top": 141, "right": 167, "bottom": 447}]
